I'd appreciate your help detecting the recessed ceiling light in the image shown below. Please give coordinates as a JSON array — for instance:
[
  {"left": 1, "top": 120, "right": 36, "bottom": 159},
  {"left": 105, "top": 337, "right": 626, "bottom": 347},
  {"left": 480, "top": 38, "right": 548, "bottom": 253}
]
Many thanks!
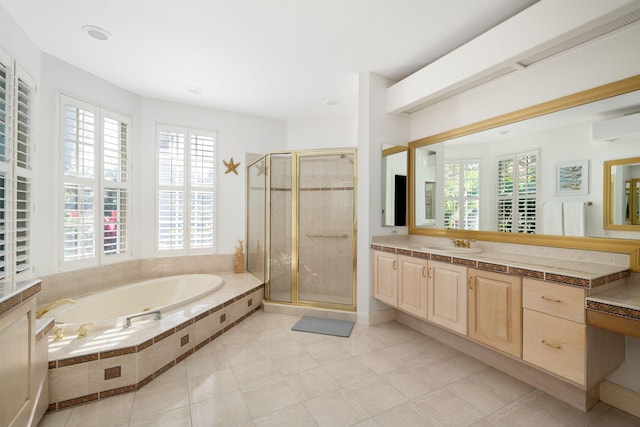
[
  {"left": 187, "top": 86, "right": 203, "bottom": 95},
  {"left": 82, "top": 25, "right": 112, "bottom": 41},
  {"left": 325, "top": 99, "right": 338, "bottom": 106}
]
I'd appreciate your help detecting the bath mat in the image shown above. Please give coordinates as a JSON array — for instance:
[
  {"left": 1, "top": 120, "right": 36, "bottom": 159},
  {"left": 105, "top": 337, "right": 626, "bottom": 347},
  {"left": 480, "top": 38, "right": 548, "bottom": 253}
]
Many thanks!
[{"left": 291, "top": 316, "right": 354, "bottom": 338}]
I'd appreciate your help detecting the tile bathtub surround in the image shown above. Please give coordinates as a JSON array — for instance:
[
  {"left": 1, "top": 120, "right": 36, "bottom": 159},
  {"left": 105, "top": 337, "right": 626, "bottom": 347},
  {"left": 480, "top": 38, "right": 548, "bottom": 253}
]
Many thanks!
[
  {"left": 0, "top": 279, "right": 41, "bottom": 317},
  {"left": 370, "top": 242, "right": 630, "bottom": 289},
  {"left": 46, "top": 273, "right": 264, "bottom": 411},
  {"left": 37, "top": 311, "right": 640, "bottom": 427}
]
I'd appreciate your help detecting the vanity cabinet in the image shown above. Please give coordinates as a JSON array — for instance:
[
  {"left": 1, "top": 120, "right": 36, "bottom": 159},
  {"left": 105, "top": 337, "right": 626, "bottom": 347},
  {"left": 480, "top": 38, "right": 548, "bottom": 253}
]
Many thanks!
[
  {"left": 468, "top": 268, "right": 522, "bottom": 357},
  {"left": 0, "top": 297, "right": 36, "bottom": 427},
  {"left": 427, "top": 261, "right": 467, "bottom": 334},
  {"left": 373, "top": 250, "right": 398, "bottom": 306},
  {"left": 522, "top": 278, "right": 624, "bottom": 386},
  {"left": 372, "top": 250, "right": 428, "bottom": 319},
  {"left": 397, "top": 255, "right": 428, "bottom": 319}
]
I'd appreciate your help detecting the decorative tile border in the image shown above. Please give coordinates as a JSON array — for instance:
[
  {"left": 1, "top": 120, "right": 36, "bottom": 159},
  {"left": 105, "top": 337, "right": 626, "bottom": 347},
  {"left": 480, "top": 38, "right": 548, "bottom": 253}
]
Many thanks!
[
  {"left": 46, "top": 284, "right": 264, "bottom": 411},
  {"left": 0, "top": 280, "right": 42, "bottom": 317},
  {"left": 586, "top": 300, "right": 640, "bottom": 321},
  {"left": 370, "top": 244, "right": 629, "bottom": 289}
]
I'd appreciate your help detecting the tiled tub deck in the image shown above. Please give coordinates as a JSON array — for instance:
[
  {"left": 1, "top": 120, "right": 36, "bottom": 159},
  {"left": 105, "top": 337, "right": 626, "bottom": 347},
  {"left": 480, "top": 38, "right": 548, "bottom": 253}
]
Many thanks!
[{"left": 45, "top": 272, "right": 264, "bottom": 411}]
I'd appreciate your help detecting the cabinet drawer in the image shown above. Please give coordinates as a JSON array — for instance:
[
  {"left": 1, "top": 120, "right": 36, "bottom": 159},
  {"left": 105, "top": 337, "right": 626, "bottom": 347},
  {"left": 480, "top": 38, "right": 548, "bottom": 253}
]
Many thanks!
[
  {"left": 523, "top": 309, "right": 586, "bottom": 385},
  {"left": 523, "top": 278, "right": 585, "bottom": 323}
]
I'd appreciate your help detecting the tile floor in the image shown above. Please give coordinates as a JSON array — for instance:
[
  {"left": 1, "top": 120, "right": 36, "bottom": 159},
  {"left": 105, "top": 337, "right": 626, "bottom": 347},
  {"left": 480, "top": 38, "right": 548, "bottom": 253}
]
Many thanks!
[{"left": 38, "top": 310, "right": 640, "bottom": 427}]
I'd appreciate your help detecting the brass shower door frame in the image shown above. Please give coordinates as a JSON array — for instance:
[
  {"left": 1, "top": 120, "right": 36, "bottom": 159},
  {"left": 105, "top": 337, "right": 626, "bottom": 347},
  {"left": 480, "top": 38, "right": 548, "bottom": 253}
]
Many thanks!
[{"left": 250, "top": 148, "right": 357, "bottom": 312}]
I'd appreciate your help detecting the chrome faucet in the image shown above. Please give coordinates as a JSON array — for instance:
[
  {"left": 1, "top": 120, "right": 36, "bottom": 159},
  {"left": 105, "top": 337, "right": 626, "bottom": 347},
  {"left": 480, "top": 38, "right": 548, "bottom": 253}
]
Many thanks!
[{"left": 36, "top": 298, "right": 76, "bottom": 318}]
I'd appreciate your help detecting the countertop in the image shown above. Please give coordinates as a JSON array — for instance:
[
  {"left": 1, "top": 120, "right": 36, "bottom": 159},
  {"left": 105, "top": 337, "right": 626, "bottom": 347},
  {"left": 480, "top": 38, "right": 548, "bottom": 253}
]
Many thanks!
[
  {"left": 0, "top": 279, "right": 42, "bottom": 317},
  {"left": 371, "top": 238, "right": 630, "bottom": 288}
]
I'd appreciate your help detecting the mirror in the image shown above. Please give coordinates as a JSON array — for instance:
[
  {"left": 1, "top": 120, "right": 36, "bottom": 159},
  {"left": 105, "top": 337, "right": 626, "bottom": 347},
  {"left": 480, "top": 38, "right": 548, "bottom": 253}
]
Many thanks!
[
  {"left": 410, "top": 75, "right": 640, "bottom": 241},
  {"left": 382, "top": 145, "right": 407, "bottom": 226},
  {"left": 604, "top": 157, "right": 640, "bottom": 229},
  {"left": 413, "top": 147, "right": 437, "bottom": 227}
]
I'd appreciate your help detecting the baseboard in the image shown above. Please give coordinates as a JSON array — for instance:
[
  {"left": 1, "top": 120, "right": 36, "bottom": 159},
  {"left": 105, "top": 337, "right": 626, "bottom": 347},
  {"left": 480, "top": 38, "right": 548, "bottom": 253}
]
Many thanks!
[
  {"left": 600, "top": 380, "right": 640, "bottom": 417},
  {"left": 357, "top": 308, "right": 396, "bottom": 326},
  {"left": 261, "top": 301, "right": 357, "bottom": 322}
]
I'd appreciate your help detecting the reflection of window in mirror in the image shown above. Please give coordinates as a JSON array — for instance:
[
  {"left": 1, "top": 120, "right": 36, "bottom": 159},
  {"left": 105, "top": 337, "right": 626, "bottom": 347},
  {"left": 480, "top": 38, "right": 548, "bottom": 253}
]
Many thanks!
[
  {"left": 633, "top": 179, "right": 640, "bottom": 225},
  {"left": 424, "top": 181, "right": 435, "bottom": 221},
  {"left": 444, "top": 160, "right": 480, "bottom": 230},
  {"left": 497, "top": 150, "right": 538, "bottom": 234},
  {"left": 414, "top": 148, "right": 437, "bottom": 226}
]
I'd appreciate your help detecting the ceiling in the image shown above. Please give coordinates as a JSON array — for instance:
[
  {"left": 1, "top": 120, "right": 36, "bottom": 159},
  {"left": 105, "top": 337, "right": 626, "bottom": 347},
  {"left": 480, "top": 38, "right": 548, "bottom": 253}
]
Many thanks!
[{"left": 1, "top": 0, "right": 539, "bottom": 120}]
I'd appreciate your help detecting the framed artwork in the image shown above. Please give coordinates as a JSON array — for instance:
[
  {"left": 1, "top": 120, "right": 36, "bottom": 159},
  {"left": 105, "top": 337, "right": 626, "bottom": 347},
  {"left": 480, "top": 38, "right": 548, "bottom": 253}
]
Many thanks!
[{"left": 556, "top": 160, "right": 589, "bottom": 195}]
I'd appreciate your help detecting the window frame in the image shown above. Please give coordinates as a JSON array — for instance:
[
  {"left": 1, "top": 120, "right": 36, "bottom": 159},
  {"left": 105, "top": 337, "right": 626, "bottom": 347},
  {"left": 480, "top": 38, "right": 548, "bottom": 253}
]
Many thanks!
[
  {"left": 59, "top": 94, "right": 131, "bottom": 270},
  {"left": 155, "top": 124, "right": 217, "bottom": 256}
]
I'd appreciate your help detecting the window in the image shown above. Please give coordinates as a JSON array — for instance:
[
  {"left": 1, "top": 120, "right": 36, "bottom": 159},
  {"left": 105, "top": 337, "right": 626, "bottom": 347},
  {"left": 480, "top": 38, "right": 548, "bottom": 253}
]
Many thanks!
[
  {"left": 61, "top": 95, "right": 130, "bottom": 266},
  {"left": 157, "top": 125, "right": 216, "bottom": 254},
  {"left": 497, "top": 150, "right": 538, "bottom": 233},
  {"left": 444, "top": 160, "right": 480, "bottom": 230},
  {"left": 0, "top": 49, "right": 35, "bottom": 282}
]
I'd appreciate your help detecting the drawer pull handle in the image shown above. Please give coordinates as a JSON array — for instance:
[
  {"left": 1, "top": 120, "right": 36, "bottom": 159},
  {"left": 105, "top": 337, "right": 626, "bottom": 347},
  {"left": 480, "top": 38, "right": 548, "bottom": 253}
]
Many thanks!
[
  {"left": 541, "top": 340, "right": 562, "bottom": 349},
  {"left": 541, "top": 296, "right": 562, "bottom": 303}
]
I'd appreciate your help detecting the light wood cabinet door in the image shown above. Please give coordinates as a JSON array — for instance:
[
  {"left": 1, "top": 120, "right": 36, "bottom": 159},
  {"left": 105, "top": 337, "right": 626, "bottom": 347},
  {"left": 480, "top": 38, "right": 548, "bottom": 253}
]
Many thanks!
[
  {"left": 398, "top": 255, "right": 428, "bottom": 319},
  {"left": 427, "top": 261, "right": 467, "bottom": 334},
  {"left": 373, "top": 250, "right": 398, "bottom": 306},
  {"left": 468, "top": 268, "right": 522, "bottom": 357}
]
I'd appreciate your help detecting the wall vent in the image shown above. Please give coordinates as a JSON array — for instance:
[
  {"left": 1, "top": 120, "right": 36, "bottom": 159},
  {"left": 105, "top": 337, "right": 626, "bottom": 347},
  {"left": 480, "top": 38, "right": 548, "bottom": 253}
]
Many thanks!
[{"left": 518, "top": 9, "right": 640, "bottom": 67}]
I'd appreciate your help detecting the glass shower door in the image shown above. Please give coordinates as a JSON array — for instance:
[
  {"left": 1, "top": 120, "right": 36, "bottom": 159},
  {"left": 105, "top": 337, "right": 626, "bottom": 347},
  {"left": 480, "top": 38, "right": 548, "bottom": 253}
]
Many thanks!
[{"left": 296, "top": 151, "right": 356, "bottom": 308}]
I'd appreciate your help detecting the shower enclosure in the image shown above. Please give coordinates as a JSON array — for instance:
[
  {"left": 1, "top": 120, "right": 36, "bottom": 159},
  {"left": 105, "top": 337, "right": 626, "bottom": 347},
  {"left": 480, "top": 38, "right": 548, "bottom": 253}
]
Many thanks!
[{"left": 247, "top": 149, "right": 357, "bottom": 311}]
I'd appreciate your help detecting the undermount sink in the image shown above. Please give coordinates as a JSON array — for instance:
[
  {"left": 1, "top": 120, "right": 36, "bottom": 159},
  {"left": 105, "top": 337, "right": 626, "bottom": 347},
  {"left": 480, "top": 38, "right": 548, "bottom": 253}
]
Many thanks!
[{"left": 421, "top": 246, "right": 483, "bottom": 255}]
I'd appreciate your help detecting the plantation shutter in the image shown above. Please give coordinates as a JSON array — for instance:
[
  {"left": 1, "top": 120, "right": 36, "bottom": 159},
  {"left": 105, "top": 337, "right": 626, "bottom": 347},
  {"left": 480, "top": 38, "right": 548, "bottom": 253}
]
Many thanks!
[
  {"left": 158, "top": 129, "right": 185, "bottom": 250},
  {"left": 0, "top": 55, "right": 9, "bottom": 280},
  {"left": 103, "top": 114, "right": 129, "bottom": 256},
  {"left": 189, "top": 133, "right": 215, "bottom": 249},
  {"left": 444, "top": 160, "right": 480, "bottom": 230},
  {"left": 497, "top": 151, "right": 538, "bottom": 233}
]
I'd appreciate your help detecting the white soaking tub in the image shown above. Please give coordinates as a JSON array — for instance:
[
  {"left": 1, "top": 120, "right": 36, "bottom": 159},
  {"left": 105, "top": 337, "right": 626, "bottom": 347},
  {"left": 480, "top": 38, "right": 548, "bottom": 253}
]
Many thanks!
[{"left": 43, "top": 274, "right": 224, "bottom": 329}]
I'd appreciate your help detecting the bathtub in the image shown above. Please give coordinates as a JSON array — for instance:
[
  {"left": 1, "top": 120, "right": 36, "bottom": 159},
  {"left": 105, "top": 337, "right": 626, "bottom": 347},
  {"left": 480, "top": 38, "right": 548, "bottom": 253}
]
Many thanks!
[{"left": 44, "top": 274, "right": 224, "bottom": 329}]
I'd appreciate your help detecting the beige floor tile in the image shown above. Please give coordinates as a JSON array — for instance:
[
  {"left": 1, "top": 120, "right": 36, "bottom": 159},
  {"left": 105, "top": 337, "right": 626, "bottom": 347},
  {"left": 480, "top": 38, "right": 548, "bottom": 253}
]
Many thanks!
[
  {"left": 231, "top": 357, "right": 282, "bottom": 388},
  {"left": 185, "top": 347, "right": 229, "bottom": 378},
  {"left": 260, "top": 338, "right": 307, "bottom": 360},
  {"left": 223, "top": 341, "right": 269, "bottom": 368},
  {"left": 413, "top": 389, "right": 486, "bottom": 427},
  {"left": 301, "top": 339, "right": 353, "bottom": 365},
  {"left": 382, "top": 366, "right": 436, "bottom": 399},
  {"left": 190, "top": 391, "right": 252, "bottom": 427},
  {"left": 304, "top": 390, "right": 369, "bottom": 427},
  {"left": 37, "top": 408, "right": 72, "bottom": 427},
  {"left": 139, "top": 360, "right": 188, "bottom": 393},
  {"left": 253, "top": 403, "right": 318, "bottom": 427},
  {"left": 590, "top": 406, "right": 640, "bottom": 427},
  {"left": 447, "top": 376, "right": 513, "bottom": 415},
  {"left": 285, "top": 366, "right": 340, "bottom": 400},
  {"left": 272, "top": 352, "right": 320, "bottom": 376},
  {"left": 356, "top": 349, "right": 402, "bottom": 375},
  {"left": 409, "top": 354, "right": 474, "bottom": 388},
  {"left": 373, "top": 402, "right": 439, "bottom": 427},
  {"left": 342, "top": 377, "right": 408, "bottom": 417},
  {"left": 241, "top": 376, "right": 301, "bottom": 418},
  {"left": 128, "top": 406, "right": 191, "bottom": 427},
  {"left": 485, "top": 397, "right": 566, "bottom": 427},
  {"left": 130, "top": 381, "right": 190, "bottom": 422},
  {"left": 468, "top": 366, "right": 533, "bottom": 403},
  {"left": 189, "top": 368, "right": 239, "bottom": 403},
  {"left": 65, "top": 393, "right": 134, "bottom": 427},
  {"left": 323, "top": 356, "right": 377, "bottom": 387}
]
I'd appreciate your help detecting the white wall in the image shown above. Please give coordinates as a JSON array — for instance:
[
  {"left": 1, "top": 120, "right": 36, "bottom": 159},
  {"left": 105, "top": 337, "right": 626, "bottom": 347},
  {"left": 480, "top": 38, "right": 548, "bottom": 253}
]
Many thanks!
[
  {"left": 139, "top": 98, "right": 285, "bottom": 257},
  {"left": 0, "top": 3, "right": 40, "bottom": 81},
  {"left": 286, "top": 116, "right": 356, "bottom": 150},
  {"left": 358, "top": 72, "right": 410, "bottom": 321}
]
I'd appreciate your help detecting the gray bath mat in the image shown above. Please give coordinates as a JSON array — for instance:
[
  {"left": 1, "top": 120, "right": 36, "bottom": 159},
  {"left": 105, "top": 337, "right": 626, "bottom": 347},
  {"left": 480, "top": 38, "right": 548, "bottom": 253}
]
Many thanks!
[{"left": 291, "top": 316, "right": 355, "bottom": 338}]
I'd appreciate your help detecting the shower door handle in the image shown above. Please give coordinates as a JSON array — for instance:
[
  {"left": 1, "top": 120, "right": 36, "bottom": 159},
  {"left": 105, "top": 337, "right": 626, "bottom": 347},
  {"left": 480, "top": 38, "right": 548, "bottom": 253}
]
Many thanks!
[{"left": 305, "top": 233, "right": 348, "bottom": 238}]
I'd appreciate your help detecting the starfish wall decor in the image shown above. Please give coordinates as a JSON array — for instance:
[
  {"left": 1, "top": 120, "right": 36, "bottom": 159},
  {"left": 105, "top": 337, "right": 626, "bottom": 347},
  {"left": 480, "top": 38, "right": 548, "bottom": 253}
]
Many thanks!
[{"left": 224, "top": 157, "right": 240, "bottom": 175}]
